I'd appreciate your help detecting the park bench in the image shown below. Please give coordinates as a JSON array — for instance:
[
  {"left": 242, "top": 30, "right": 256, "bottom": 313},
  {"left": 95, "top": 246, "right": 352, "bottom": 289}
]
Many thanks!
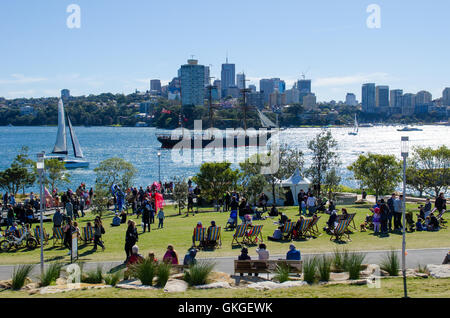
[{"left": 234, "top": 260, "right": 303, "bottom": 278}]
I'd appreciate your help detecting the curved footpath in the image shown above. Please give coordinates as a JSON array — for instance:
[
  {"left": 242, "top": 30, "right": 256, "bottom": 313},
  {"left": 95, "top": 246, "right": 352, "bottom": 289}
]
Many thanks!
[{"left": 0, "top": 247, "right": 448, "bottom": 281}]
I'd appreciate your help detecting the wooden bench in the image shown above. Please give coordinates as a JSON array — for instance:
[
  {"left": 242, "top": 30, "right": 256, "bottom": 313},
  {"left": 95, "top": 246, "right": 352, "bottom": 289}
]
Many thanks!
[
  {"left": 172, "top": 264, "right": 190, "bottom": 273},
  {"left": 234, "top": 260, "right": 303, "bottom": 278}
]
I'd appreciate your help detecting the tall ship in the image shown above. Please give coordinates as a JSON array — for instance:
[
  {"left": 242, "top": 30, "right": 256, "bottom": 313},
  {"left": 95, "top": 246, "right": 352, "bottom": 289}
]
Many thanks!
[
  {"left": 46, "top": 99, "right": 89, "bottom": 169},
  {"left": 156, "top": 81, "right": 277, "bottom": 149}
]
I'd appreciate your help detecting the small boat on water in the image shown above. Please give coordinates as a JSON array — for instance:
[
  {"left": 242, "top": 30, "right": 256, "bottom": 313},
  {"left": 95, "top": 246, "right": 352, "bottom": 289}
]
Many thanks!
[
  {"left": 47, "top": 99, "right": 89, "bottom": 169},
  {"left": 397, "top": 126, "right": 423, "bottom": 132},
  {"left": 348, "top": 114, "right": 359, "bottom": 136}
]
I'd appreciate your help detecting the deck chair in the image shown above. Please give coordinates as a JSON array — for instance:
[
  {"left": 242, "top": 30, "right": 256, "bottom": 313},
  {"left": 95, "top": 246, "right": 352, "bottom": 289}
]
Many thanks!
[
  {"left": 205, "top": 226, "right": 222, "bottom": 248},
  {"left": 247, "top": 224, "right": 264, "bottom": 244},
  {"left": 52, "top": 227, "right": 65, "bottom": 246},
  {"left": 231, "top": 224, "right": 248, "bottom": 246},
  {"left": 193, "top": 227, "right": 206, "bottom": 248},
  {"left": 330, "top": 218, "right": 352, "bottom": 242},
  {"left": 308, "top": 216, "right": 322, "bottom": 237},
  {"left": 17, "top": 228, "right": 25, "bottom": 238},
  {"left": 81, "top": 226, "right": 94, "bottom": 244},
  {"left": 34, "top": 227, "right": 49, "bottom": 245},
  {"left": 281, "top": 221, "right": 294, "bottom": 241},
  {"left": 436, "top": 210, "right": 447, "bottom": 228},
  {"left": 347, "top": 213, "right": 357, "bottom": 231},
  {"left": 293, "top": 219, "right": 311, "bottom": 240}
]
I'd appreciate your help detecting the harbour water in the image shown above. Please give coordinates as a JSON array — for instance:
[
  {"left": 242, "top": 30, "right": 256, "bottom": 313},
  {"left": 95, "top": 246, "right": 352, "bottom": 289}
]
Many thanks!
[{"left": 0, "top": 125, "right": 448, "bottom": 192}]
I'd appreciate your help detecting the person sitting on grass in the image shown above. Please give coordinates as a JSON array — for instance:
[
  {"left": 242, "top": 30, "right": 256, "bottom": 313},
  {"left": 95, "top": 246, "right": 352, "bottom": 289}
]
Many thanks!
[
  {"left": 278, "top": 212, "right": 288, "bottom": 226},
  {"left": 427, "top": 213, "right": 440, "bottom": 231},
  {"left": 120, "top": 210, "right": 127, "bottom": 224},
  {"left": 183, "top": 247, "right": 198, "bottom": 266},
  {"left": 148, "top": 252, "right": 158, "bottom": 263},
  {"left": 238, "top": 247, "right": 252, "bottom": 277},
  {"left": 269, "top": 204, "right": 278, "bottom": 217},
  {"left": 268, "top": 226, "right": 283, "bottom": 241},
  {"left": 163, "top": 244, "right": 179, "bottom": 265},
  {"left": 416, "top": 218, "right": 425, "bottom": 231},
  {"left": 111, "top": 213, "right": 121, "bottom": 227},
  {"left": 286, "top": 244, "right": 301, "bottom": 261}
]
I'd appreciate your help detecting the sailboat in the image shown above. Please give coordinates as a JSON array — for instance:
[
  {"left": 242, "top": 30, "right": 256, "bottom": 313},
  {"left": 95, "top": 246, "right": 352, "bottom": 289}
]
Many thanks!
[
  {"left": 348, "top": 114, "right": 359, "bottom": 136},
  {"left": 47, "top": 99, "right": 89, "bottom": 169}
]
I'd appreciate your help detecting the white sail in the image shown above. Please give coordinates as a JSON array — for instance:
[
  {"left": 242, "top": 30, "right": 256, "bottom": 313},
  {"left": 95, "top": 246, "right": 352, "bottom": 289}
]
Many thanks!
[
  {"left": 52, "top": 99, "right": 67, "bottom": 154},
  {"left": 355, "top": 114, "right": 359, "bottom": 133},
  {"left": 67, "top": 116, "right": 84, "bottom": 158}
]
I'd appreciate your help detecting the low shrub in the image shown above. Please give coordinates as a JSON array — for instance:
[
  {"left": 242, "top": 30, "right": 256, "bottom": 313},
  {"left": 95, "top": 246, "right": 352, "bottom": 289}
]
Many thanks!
[
  {"left": 302, "top": 257, "right": 317, "bottom": 284},
  {"left": 332, "top": 248, "right": 350, "bottom": 272},
  {"left": 184, "top": 261, "right": 215, "bottom": 286},
  {"left": 81, "top": 265, "right": 104, "bottom": 284},
  {"left": 156, "top": 262, "right": 171, "bottom": 287},
  {"left": 347, "top": 252, "right": 366, "bottom": 280},
  {"left": 104, "top": 271, "right": 122, "bottom": 287},
  {"left": 40, "top": 262, "right": 63, "bottom": 287},
  {"left": 130, "top": 259, "right": 156, "bottom": 286},
  {"left": 317, "top": 255, "right": 333, "bottom": 282},
  {"left": 11, "top": 264, "right": 34, "bottom": 290},
  {"left": 380, "top": 250, "right": 400, "bottom": 276},
  {"left": 274, "top": 264, "right": 290, "bottom": 283}
]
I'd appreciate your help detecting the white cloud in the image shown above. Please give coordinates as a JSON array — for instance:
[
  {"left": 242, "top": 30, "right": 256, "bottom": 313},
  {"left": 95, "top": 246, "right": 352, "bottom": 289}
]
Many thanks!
[
  {"left": 314, "top": 73, "right": 391, "bottom": 87},
  {"left": 0, "top": 74, "right": 47, "bottom": 85}
]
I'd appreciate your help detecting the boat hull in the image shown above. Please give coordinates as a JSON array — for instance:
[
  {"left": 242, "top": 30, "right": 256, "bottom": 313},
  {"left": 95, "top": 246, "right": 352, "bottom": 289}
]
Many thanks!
[{"left": 64, "top": 160, "right": 89, "bottom": 169}]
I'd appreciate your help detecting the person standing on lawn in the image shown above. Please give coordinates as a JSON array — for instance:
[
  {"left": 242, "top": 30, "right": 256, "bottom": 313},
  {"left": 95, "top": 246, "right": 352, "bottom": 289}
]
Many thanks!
[
  {"left": 157, "top": 207, "right": 165, "bottom": 229},
  {"left": 142, "top": 200, "right": 151, "bottom": 233},
  {"left": 393, "top": 194, "right": 403, "bottom": 231},
  {"left": 93, "top": 217, "right": 105, "bottom": 251},
  {"left": 124, "top": 220, "right": 139, "bottom": 263}
]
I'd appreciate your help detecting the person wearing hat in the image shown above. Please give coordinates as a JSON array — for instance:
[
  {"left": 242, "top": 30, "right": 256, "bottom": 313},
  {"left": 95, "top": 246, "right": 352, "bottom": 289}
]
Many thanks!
[{"left": 286, "top": 244, "right": 301, "bottom": 261}]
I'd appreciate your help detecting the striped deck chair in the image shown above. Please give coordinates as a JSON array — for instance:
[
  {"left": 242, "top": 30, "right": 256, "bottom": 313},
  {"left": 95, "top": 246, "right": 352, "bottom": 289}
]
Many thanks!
[
  {"left": 193, "top": 227, "right": 206, "bottom": 248},
  {"left": 52, "top": 227, "right": 64, "bottom": 246},
  {"left": 17, "top": 228, "right": 25, "bottom": 238},
  {"left": 281, "top": 221, "right": 294, "bottom": 241},
  {"left": 82, "top": 226, "right": 94, "bottom": 244},
  {"left": 308, "top": 216, "right": 322, "bottom": 237},
  {"left": 436, "top": 210, "right": 447, "bottom": 229},
  {"left": 330, "top": 218, "right": 352, "bottom": 242},
  {"left": 34, "top": 227, "right": 49, "bottom": 245},
  {"left": 347, "top": 213, "right": 357, "bottom": 231},
  {"left": 247, "top": 225, "right": 264, "bottom": 244},
  {"left": 206, "top": 226, "right": 222, "bottom": 248},
  {"left": 231, "top": 224, "right": 248, "bottom": 246},
  {"left": 296, "top": 218, "right": 313, "bottom": 240}
]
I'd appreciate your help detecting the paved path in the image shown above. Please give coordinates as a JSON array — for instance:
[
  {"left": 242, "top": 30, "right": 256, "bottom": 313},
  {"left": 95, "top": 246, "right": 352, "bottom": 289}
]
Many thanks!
[{"left": 0, "top": 247, "right": 448, "bottom": 281}]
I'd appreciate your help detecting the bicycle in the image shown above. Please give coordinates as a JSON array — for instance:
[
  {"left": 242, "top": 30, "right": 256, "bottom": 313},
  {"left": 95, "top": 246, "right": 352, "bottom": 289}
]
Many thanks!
[{"left": 0, "top": 224, "right": 38, "bottom": 251}]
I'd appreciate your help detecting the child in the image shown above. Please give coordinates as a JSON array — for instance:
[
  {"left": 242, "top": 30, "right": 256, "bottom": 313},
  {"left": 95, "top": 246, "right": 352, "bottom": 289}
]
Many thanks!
[
  {"left": 373, "top": 207, "right": 381, "bottom": 234},
  {"left": 157, "top": 208, "right": 165, "bottom": 229},
  {"left": 416, "top": 218, "right": 425, "bottom": 231},
  {"left": 301, "top": 199, "right": 307, "bottom": 216}
]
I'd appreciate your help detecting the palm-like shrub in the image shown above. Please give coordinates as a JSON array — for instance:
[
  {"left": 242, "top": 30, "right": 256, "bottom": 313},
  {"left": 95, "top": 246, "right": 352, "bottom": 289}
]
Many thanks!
[
  {"left": 380, "top": 250, "right": 400, "bottom": 276},
  {"left": 40, "top": 262, "right": 63, "bottom": 287},
  {"left": 184, "top": 261, "right": 215, "bottom": 286},
  {"left": 332, "top": 248, "right": 350, "bottom": 272},
  {"left": 11, "top": 264, "right": 34, "bottom": 290}
]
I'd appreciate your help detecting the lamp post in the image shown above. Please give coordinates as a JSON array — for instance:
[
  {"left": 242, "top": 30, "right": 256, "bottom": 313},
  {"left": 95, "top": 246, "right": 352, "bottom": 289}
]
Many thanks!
[
  {"left": 36, "top": 152, "right": 45, "bottom": 275},
  {"left": 401, "top": 136, "right": 409, "bottom": 298},
  {"left": 157, "top": 152, "right": 161, "bottom": 183}
]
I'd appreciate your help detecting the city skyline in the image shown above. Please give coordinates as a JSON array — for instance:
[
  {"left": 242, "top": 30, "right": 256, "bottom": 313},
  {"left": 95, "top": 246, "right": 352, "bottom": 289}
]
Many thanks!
[{"left": 1, "top": 0, "right": 449, "bottom": 101}]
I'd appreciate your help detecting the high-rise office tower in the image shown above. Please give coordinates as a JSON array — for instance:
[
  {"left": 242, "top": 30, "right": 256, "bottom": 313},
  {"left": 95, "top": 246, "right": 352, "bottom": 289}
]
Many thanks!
[
  {"left": 286, "top": 88, "right": 300, "bottom": 104},
  {"left": 180, "top": 59, "right": 206, "bottom": 106},
  {"left": 443, "top": 87, "right": 450, "bottom": 106},
  {"left": 415, "top": 90, "right": 432, "bottom": 105},
  {"left": 248, "top": 84, "right": 257, "bottom": 93},
  {"left": 61, "top": 89, "right": 70, "bottom": 99},
  {"left": 221, "top": 59, "right": 235, "bottom": 95},
  {"left": 362, "top": 83, "right": 376, "bottom": 113},
  {"left": 303, "top": 93, "right": 317, "bottom": 110},
  {"left": 376, "top": 85, "right": 390, "bottom": 108},
  {"left": 402, "top": 93, "right": 416, "bottom": 115},
  {"left": 298, "top": 79, "right": 311, "bottom": 102},
  {"left": 213, "top": 80, "right": 222, "bottom": 100},
  {"left": 345, "top": 93, "right": 357, "bottom": 106},
  {"left": 260, "top": 79, "right": 275, "bottom": 104},
  {"left": 150, "top": 79, "right": 162, "bottom": 94},
  {"left": 236, "top": 73, "right": 246, "bottom": 90},
  {"left": 390, "top": 89, "right": 403, "bottom": 107}
]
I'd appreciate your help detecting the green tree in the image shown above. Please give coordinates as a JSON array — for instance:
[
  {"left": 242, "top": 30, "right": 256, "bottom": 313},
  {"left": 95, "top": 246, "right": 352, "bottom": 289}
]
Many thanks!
[
  {"left": 13, "top": 146, "right": 36, "bottom": 194},
  {"left": 94, "top": 157, "right": 137, "bottom": 190},
  {"left": 323, "top": 168, "right": 342, "bottom": 200},
  {"left": 172, "top": 177, "right": 188, "bottom": 215},
  {"left": 0, "top": 164, "right": 29, "bottom": 195},
  {"left": 91, "top": 186, "right": 110, "bottom": 218},
  {"left": 306, "top": 130, "right": 340, "bottom": 197},
  {"left": 348, "top": 153, "right": 402, "bottom": 201},
  {"left": 192, "top": 162, "right": 240, "bottom": 204},
  {"left": 43, "top": 159, "right": 71, "bottom": 192},
  {"left": 408, "top": 145, "right": 450, "bottom": 197}
]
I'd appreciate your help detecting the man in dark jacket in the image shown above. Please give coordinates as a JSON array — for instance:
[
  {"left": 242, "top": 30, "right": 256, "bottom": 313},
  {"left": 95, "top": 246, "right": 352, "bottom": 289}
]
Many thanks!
[
  {"left": 387, "top": 193, "right": 396, "bottom": 231},
  {"left": 53, "top": 209, "right": 63, "bottom": 228},
  {"left": 142, "top": 201, "right": 151, "bottom": 233},
  {"left": 124, "top": 220, "right": 139, "bottom": 263},
  {"left": 435, "top": 193, "right": 446, "bottom": 214},
  {"left": 379, "top": 199, "right": 390, "bottom": 235}
]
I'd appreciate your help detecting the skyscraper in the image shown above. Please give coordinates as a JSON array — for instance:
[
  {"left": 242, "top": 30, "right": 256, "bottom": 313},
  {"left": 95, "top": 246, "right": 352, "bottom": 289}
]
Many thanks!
[
  {"left": 443, "top": 87, "right": 450, "bottom": 106},
  {"left": 61, "top": 89, "right": 70, "bottom": 100},
  {"left": 402, "top": 93, "right": 416, "bottom": 116},
  {"left": 236, "top": 73, "right": 246, "bottom": 90},
  {"left": 415, "top": 90, "right": 432, "bottom": 114},
  {"left": 345, "top": 93, "right": 357, "bottom": 106},
  {"left": 362, "top": 83, "right": 376, "bottom": 113},
  {"left": 180, "top": 59, "right": 205, "bottom": 106},
  {"left": 150, "top": 79, "right": 162, "bottom": 94},
  {"left": 376, "top": 85, "right": 390, "bottom": 108},
  {"left": 221, "top": 59, "right": 235, "bottom": 95},
  {"left": 303, "top": 93, "right": 317, "bottom": 110},
  {"left": 298, "top": 79, "right": 311, "bottom": 102},
  {"left": 260, "top": 79, "right": 275, "bottom": 104},
  {"left": 390, "top": 89, "right": 403, "bottom": 107},
  {"left": 213, "top": 80, "right": 222, "bottom": 100},
  {"left": 286, "top": 88, "right": 300, "bottom": 104}
]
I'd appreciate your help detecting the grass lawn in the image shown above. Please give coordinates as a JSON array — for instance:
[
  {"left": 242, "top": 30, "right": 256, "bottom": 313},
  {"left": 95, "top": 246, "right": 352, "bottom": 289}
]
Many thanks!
[
  {"left": 0, "top": 203, "right": 449, "bottom": 265},
  {"left": 1, "top": 277, "right": 449, "bottom": 298}
]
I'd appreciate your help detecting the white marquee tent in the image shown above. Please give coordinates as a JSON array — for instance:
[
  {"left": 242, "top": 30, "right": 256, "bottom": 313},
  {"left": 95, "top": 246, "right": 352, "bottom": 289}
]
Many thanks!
[{"left": 265, "top": 168, "right": 311, "bottom": 206}]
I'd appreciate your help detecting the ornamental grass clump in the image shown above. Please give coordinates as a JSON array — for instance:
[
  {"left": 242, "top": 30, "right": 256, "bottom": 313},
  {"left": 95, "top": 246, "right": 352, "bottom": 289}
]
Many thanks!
[
  {"left": 11, "top": 264, "right": 34, "bottom": 290},
  {"left": 380, "top": 250, "right": 400, "bottom": 276},
  {"left": 104, "top": 271, "right": 122, "bottom": 287},
  {"left": 317, "top": 255, "right": 333, "bottom": 282},
  {"left": 347, "top": 252, "right": 366, "bottom": 280},
  {"left": 81, "top": 265, "right": 104, "bottom": 284},
  {"left": 130, "top": 259, "right": 156, "bottom": 286},
  {"left": 156, "top": 262, "right": 171, "bottom": 287},
  {"left": 302, "top": 257, "right": 317, "bottom": 284},
  {"left": 274, "top": 264, "right": 290, "bottom": 283},
  {"left": 40, "top": 262, "right": 63, "bottom": 287},
  {"left": 184, "top": 260, "right": 215, "bottom": 286}
]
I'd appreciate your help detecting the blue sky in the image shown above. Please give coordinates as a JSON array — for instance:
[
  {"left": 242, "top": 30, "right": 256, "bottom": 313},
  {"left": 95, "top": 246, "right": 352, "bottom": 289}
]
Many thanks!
[{"left": 0, "top": 0, "right": 449, "bottom": 102}]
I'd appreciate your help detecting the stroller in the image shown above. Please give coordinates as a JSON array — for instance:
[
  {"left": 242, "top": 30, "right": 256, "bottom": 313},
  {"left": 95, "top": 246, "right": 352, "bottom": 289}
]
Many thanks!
[{"left": 225, "top": 210, "right": 237, "bottom": 231}]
